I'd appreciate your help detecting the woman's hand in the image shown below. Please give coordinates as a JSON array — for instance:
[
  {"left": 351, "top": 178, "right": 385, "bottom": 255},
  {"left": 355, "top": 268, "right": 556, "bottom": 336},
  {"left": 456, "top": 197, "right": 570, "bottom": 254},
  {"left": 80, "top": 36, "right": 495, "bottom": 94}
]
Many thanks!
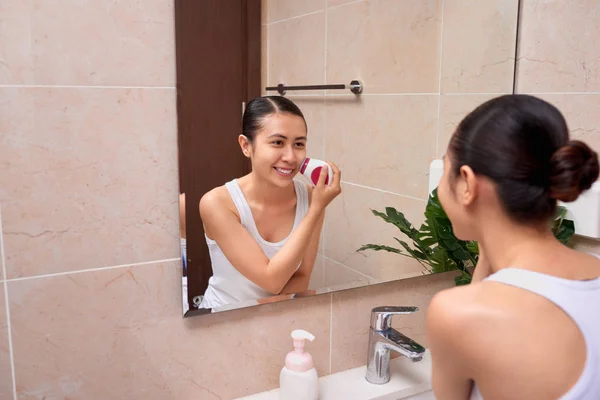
[{"left": 310, "top": 161, "right": 342, "bottom": 212}]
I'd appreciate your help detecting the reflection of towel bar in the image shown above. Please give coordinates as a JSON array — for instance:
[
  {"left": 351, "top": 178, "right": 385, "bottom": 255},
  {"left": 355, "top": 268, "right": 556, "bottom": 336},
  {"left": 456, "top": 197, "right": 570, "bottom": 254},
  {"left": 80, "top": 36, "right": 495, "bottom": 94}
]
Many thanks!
[{"left": 265, "top": 80, "right": 363, "bottom": 95}]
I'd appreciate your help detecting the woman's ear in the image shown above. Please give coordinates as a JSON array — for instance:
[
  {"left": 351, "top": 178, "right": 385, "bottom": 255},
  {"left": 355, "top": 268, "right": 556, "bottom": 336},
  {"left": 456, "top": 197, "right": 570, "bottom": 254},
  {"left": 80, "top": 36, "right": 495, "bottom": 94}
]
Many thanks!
[
  {"left": 238, "top": 134, "right": 252, "bottom": 158},
  {"left": 459, "top": 165, "right": 478, "bottom": 206}
]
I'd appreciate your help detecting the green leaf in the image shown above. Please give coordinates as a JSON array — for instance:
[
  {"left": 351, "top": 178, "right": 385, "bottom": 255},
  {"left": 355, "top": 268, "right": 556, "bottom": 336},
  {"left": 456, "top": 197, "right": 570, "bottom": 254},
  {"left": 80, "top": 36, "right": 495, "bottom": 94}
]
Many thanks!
[
  {"left": 441, "top": 239, "right": 460, "bottom": 251},
  {"left": 555, "top": 219, "right": 575, "bottom": 245},
  {"left": 394, "top": 237, "right": 426, "bottom": 259},
  {"left": 357, "top": 244, "right": 404, "bottom": 255},
  {"left": 452, "top": 248, "right": 471, "bottom": 261},
  {"left": 455, "top": 273, "right": 472, "bottom": 286},
  {"left": 466, "top": 241, "right": 479, "bottom": 253}
]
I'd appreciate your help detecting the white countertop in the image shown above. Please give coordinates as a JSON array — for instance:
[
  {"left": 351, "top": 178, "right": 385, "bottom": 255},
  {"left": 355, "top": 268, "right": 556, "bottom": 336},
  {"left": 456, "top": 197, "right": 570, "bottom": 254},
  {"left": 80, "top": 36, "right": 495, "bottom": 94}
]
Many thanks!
[{"left": 235, "top": 351, "right": 433, "bottom": 400}]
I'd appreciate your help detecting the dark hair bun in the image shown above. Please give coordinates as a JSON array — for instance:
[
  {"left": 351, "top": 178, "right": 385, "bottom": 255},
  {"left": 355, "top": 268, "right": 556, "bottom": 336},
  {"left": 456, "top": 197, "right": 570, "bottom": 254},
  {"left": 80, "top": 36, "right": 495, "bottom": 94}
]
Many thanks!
[{"left": 549, "top": 140, "right": 599, "bottom": 202}]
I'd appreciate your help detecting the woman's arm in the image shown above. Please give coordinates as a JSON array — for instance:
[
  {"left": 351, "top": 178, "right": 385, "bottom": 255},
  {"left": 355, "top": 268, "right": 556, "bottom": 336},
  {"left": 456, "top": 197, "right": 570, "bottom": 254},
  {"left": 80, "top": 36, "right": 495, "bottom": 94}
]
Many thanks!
[
  {"left": 200, "top": 163, "right": 341, "bottom": 295},
  {"left": 280, "top": 210, "right": 325, "bottom": 294}
]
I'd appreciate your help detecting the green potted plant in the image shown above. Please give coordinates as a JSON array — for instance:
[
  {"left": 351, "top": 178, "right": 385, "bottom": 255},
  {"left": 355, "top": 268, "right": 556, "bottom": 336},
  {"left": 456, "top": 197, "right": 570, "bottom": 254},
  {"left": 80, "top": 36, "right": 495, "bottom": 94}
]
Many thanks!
[{"left": 357, "top": 188, "right": 576, "bottom": 286}]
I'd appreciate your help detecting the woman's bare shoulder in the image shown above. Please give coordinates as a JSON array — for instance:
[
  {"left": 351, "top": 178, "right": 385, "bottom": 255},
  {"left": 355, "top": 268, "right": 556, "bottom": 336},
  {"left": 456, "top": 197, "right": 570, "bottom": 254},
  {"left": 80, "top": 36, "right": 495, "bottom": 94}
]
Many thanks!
[
  {"left": 427, "top": 282, "right": 509, "bottom": 357},
  {"left": 199, "top": 185, "right": 237, "bottom": 220}
]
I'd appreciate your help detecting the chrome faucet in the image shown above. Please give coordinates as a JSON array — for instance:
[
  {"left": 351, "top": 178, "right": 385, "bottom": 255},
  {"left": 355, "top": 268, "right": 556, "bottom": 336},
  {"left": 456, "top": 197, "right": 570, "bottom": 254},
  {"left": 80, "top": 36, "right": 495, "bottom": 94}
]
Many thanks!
[{"left": 365, "top": 306, "right": 426, "bottom": 384}]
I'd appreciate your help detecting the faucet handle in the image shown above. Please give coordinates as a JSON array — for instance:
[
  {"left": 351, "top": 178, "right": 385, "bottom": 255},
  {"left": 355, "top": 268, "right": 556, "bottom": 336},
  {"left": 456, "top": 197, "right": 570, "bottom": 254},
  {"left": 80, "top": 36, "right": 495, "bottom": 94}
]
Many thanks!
[{"left": 370, "top": 306, "right": 419, "bottom": 331}]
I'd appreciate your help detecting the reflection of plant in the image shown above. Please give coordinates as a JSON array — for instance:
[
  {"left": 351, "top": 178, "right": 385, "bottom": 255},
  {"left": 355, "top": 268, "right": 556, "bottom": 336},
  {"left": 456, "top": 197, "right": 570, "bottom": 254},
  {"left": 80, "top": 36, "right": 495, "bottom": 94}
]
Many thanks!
[{"left": 357, "top": 188, "right": 576, "bottom": 286}]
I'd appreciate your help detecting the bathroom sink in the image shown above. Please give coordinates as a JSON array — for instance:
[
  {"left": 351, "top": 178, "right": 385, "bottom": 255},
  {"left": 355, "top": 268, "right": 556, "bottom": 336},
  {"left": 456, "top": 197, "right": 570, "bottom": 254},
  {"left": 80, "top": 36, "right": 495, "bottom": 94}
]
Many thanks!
[{"left": 235, "top": 351, "right": 433, "bottom": 400}]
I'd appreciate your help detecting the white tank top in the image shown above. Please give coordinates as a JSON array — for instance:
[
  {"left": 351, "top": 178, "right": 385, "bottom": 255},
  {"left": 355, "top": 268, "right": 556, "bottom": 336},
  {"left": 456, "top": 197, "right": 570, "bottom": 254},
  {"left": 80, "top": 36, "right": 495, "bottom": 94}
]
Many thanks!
[
  {"left": 470, "top": 262, "right": 600, "bottom": 399},
  {"left": 199, "top": 178, "right": 309, "bottom": 310}
]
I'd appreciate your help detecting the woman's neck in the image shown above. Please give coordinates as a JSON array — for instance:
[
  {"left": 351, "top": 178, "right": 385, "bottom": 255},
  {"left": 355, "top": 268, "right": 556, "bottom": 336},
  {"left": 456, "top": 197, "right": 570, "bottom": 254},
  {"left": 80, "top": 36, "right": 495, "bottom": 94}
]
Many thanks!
[
  {"left": 477, "top": 215, "right": 560, "bottom": 275},
  {"left": 240, "top": 172, "right": 295, "bottom": 207}
]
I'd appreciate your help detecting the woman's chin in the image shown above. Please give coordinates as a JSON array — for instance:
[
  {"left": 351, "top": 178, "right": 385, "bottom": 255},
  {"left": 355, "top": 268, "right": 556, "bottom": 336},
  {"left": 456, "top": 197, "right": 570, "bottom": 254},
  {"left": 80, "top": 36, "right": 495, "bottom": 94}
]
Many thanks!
[{"left": 270, "top": 170, "right": 297, "bottom": 186}]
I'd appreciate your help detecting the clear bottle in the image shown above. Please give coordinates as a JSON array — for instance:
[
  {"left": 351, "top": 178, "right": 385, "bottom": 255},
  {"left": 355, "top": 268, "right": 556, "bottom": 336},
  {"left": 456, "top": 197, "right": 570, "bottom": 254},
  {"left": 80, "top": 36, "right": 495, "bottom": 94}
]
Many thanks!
[
  {"left": 299, "top": 157, "right": 333, "bottom": 186},
  {"left": 279, "top": 329, "right": 319, "bottom": 400}
]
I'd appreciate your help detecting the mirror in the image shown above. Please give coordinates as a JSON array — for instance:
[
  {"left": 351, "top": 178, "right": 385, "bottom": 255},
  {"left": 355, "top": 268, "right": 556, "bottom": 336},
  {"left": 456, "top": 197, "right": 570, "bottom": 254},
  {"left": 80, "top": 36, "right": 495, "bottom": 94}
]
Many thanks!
[{"left": 176, "top": 0, "right": 520, "bottom": 316}]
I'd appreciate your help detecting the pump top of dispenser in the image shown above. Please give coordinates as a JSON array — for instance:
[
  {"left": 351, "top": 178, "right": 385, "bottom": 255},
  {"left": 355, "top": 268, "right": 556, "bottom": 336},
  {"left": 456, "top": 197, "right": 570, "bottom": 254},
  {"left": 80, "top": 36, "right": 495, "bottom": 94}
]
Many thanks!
[{"left": 284, "top": 329, "right": 315, "bottom": 372}]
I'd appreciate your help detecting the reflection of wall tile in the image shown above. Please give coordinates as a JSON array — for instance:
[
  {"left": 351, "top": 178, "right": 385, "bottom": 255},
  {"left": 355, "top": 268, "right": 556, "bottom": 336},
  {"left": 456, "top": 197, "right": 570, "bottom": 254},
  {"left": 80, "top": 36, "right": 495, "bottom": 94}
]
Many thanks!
[
  {"left": 330, "top": 271, "right": 457, "bottom": 373},
  {"left": 327, "top": 0, "right": 441, "bottom": 94},
  {"left": 327, "top": 0, "right": 363, "bottom": 8},
  {"left": 326, "top": 95, "right": 437, "bottom": 199},
  {"left": 269, "top": 12, "right": 326, "bottom": 88},
  {"left": 516, "top": 0, "right": 600, "bottom": 93},
  {"left": 8, "top": 260, "right": 332, "bottom": 398},
  {"left": 267, "top": 0, "right": 326, "bottom": 23},
  {"left": 441, "top": 0, "right": 518, "bottom": 93},
  {"left": 0, "top": 284, "right": 13, "bottom": 399},
  {"left": 438, "top": 94, "right": 499, "bottom": 157},
  {"left": 309, "top": 255, "right": 325, "bottom": 289},
  {"left": 324, "top": 257, "right": 373, "bottom": 288},
  {"left": 0, "top": 0, "right": 175, "bottom": 86},
  {"left": 0, "top": 88, "right": 179, "bottom": 279},
  {"left": 325, "top": 183, "right": 427, "bottom": 282}
]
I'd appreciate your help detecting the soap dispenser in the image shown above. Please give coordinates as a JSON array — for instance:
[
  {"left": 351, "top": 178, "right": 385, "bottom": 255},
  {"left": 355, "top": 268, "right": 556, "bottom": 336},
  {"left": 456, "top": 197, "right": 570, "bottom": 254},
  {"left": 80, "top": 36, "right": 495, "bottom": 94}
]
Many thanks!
[{"left": 279, "top": 329, "right": 319, "bottom": 400}]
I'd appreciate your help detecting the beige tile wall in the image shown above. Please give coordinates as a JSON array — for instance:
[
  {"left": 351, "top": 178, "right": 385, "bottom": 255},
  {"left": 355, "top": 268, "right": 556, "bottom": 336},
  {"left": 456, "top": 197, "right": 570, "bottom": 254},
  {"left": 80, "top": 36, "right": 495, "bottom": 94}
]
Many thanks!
[
  {"left": 264, "top": 0, "right": 519, "bottom": 285},
  {"left": 515, "top": 0, "right": 600, "bottom": 252},
  {"left": 0, "top": 1, "right": 460, "bottom": 399}
]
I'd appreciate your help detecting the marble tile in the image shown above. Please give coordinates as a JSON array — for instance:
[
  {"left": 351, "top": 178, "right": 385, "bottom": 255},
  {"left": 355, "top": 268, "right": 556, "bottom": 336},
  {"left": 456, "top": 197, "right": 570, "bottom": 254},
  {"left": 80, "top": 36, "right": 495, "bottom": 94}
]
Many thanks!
[
  {"left": 308, "top": 254, "right": 325, "bottom": 290},
  {"left": 1, "top": 0, "right": 175, "bottom": 86},
  {"left": 326, "top": 95, "right": 438, "bottom": 199},
  {"left": 0, "top": 284, "right": 13, "bottom": 399},
  {"left": 8, "top": 260, "right": 332, "bottom": 399},
  {"left": 535, "top": 94, "right": 600, "bottom": 156},
  {"left": 516, "top": 0, "right": 600, "bottom": 93},
  {"left": 324, "top": 183, "right": 428, "bottom": 282},
  {"left": 328, "top": 0, "right": 363, "bottom": 8},
  {"left": 0, "top": 87, "right": 180, "bottom": 278},
  {"left": 331, "top": 271, "right": 458, "bottom": 373},
  {"left": 441, "top": 0, "right": 518, "bottom": 93},
  {"left": 0, "top": 0, "right": 33, "bottom": 85},
  {"left": 267, "top": 0, "right": 326, "bottom": 23},
  {"left": 268, "top": 12, "right": 326, "bottom": 89},
  {"left": 323, "top": 257, "right": 373, "bottom": 288},
  {"left": 437, "top": 94, "right": 499, "bottom": 157},
  {"left": 327, "top": 0, "right": 442, "bottom": 94}
]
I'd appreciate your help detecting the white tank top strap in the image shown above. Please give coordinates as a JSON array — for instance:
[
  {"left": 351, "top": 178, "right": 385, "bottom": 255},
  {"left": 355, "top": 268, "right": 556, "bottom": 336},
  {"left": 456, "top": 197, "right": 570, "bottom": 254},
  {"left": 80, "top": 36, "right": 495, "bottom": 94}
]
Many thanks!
[
  {"left": 224, "top": 179, "right": 256, "bottom": 234},
  {"left": 292, "top": 179, "right": 309, "bottom": 224}
]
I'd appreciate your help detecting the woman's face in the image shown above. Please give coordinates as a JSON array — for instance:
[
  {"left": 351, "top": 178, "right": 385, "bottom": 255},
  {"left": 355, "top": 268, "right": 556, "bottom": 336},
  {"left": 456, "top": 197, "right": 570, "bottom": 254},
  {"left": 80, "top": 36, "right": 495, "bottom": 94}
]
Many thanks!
[{"left": 243, "top": 112, "right": 308, "bottom": 188}]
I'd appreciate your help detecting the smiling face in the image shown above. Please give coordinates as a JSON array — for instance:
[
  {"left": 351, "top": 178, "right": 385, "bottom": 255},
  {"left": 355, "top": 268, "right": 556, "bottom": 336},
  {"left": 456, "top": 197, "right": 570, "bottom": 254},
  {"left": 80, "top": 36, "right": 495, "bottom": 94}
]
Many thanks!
[{"left": 239, "top": 112, "right": 308, "bottom": 188}]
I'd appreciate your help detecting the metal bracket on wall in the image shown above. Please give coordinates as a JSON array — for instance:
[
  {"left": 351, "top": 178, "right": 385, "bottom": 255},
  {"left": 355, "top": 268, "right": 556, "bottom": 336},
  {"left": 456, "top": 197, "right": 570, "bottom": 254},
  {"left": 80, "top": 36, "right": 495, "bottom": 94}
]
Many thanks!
[{"left": 265, "top": 80, "right": 363, "bottom": 96}]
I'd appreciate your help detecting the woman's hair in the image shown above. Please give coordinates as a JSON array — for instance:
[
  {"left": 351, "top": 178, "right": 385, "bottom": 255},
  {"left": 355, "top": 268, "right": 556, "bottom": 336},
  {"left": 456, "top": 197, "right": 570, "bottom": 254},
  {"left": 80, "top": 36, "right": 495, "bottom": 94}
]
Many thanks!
[
  {"left": 242, "top": 96, "right": 306, "bottom": 142},
  {"left": 449, "top": 94, "right": 599, "bottom": 223}
]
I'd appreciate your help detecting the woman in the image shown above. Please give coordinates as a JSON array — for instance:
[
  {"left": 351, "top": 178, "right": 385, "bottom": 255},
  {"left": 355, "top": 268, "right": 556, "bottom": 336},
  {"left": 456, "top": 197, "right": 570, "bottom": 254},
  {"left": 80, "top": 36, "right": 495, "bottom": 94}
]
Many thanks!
[
  {"left": 427, "top": 94, "right": 600, "bottom": 399},
  {"left": 198, "top": 96, "right": 341, "bottom": 309}
]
